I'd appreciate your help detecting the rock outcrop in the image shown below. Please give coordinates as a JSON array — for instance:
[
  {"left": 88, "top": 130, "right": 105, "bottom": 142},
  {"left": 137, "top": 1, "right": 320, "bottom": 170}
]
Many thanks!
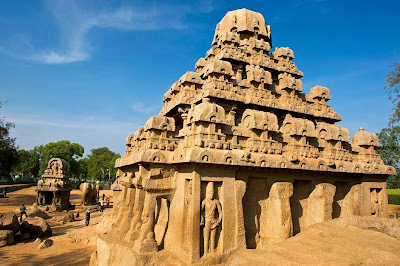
[
  {"left": 0, "top": 230, "right": 14, "bottom": 247},
  {"left": 20, "top": 217, "right": 52, "bottom": 238},
  {"left": 0, "top": 212, "right": 20, "bottom": 231}
]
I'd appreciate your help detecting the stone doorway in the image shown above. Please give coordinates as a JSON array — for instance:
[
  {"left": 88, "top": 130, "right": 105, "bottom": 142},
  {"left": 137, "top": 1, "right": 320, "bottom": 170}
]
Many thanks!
[{"left": 43, "top": 191, "right": 53, "bottom": 205}]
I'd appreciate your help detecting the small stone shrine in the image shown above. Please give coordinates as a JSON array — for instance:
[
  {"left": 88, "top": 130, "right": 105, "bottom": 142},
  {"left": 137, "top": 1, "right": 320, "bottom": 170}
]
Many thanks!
[
  {"left": 36, "top": 158, "right": 72, "bottom": 210},
  {"left": 91, "top": 8, "right": 397, "bottom": 265}
]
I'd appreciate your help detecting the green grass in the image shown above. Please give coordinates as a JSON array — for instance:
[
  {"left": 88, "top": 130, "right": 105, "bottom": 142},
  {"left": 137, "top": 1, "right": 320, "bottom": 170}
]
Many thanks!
[{"left": 387, "top": 189, "right": 400, "bottom": 205}]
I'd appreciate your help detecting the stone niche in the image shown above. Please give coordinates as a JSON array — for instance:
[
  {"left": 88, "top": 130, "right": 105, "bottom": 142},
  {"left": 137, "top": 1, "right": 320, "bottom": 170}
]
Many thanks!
[
  {"left": 35, "top": 158, "right": 72, "bottom": 210},
  {"left": 91, "top": 8, "right": 396, "bottom": 266}
]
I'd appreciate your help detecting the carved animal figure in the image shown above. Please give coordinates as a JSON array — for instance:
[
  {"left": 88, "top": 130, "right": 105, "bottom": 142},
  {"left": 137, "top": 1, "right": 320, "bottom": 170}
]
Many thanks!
[{"left": 80, "top": 183, "right": 99, "bottom": 205}]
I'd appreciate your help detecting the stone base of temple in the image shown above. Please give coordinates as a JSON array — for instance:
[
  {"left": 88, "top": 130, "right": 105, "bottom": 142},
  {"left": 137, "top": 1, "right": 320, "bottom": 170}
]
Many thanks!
[{"left": 90, "top": 235, "right": 187, "bottom": 266}]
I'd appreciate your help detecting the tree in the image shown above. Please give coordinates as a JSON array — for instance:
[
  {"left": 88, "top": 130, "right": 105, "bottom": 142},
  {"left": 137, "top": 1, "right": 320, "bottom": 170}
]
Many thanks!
[
  {"left": 0, "top": 101, "right": 18, "bottom": 179},
  {"left": 385, "top": 63, "right": 400, "bottom": 124},
  {"left": 87, "top": 147, "right": 120, "bottom": 181},
  {"left": 34, "top": 140, "right": 84, "bottom": 177},
  {"left": 12, "top": 149, "right": 40, "bottom": 177},
  {"left": 377, "top": 126, "right": 400, "bottom": 188},
  {"left": 77, "top": 158, "right": 89, "bottom": 181}
]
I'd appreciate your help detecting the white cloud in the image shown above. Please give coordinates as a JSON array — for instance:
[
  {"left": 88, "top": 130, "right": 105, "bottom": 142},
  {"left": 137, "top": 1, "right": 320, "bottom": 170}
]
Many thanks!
[
  {"left": 0, "top": 0, "right": 215, "bottom": 64},
  {"left": 132, "top": 101, "right": 162, "bottom": 113},
  {"left": 7, "top": 114, "right": 134, "bottom": 133},
  {"left": 6, "top": 112, "right": 141, "bottom": 155}
]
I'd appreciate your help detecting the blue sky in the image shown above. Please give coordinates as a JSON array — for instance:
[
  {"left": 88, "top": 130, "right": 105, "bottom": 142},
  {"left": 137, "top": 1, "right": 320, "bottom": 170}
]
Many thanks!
[{"left": 1, "top": 0, "right": 399, "bottom": 156}]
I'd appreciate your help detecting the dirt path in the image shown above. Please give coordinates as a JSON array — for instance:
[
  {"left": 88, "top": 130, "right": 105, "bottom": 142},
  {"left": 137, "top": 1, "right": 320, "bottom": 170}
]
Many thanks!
[{"left": 0, "top": 186, "right": 113, "bottom": 266}]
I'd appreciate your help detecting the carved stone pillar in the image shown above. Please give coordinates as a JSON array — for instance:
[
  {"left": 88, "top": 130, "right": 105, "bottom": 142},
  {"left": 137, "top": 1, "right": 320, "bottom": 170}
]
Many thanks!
[
  {"left": 118, "top": 186, "right": 136, "bottom": 234},
  {"left": 220, "top": 178, "right": 235, "bottom": 254},
  {"left": 124, "top": 187, "right": 146, "bottom": 242},
  {"left": 133, "top": 192, "right": 158, "bottom": 253},
  {"left": 114, "top": 184, "right": 128, "bottom": 229},
  {"left": 340, "top": 184, "right": 368, "bottom": 217},
  {"left": 304, "top": 183, "right": 336, "bottom": 228},
  {"left": 234, "top": 179, "right": 247, "bottom": 250},
  {"left": 260, "top": 182, "right": 293, "bottom": 247}
]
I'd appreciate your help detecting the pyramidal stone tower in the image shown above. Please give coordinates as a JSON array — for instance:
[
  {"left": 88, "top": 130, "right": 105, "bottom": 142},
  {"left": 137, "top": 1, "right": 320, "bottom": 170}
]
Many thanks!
[{"left": 91, "top": 9, "right": 396, "bottom": 265}]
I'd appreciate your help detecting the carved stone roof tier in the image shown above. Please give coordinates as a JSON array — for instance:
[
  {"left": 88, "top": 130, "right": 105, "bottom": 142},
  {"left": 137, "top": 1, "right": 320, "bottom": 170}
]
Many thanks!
[
  {"left": 42, "top": 158, "right": 69, "bottom": 179},
  {"left": 119, "top": 8, "right": 396, "bottom": 177},
  {"left": 144, "top": 115, "right": 175, "bottom": 131},
  {"left": 36, "top": 158, "right": 72, "bottom": 194},
  {"left": 213, "top": 8, "right": 271, "bottom": 43},
  {"left": 352, "top": 127, "right": 380, "bottom": 147}
]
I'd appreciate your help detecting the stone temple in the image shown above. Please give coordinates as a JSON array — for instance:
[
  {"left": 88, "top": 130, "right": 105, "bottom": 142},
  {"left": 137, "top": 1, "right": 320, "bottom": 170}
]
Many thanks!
[
  {"left": 36, "top": 158, "right": 72, "bottom": 210},
  {"left": 91, "top": 8, "right": 396, "bottom": 265}
]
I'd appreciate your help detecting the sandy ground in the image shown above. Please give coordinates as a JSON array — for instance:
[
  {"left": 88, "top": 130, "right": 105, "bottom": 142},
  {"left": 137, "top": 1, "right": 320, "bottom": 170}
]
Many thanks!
[
  {"left": 227, "top": 222, "right": 400, "bottom": 265},
  {"left": 0, "top": 186, "right": 113, "bottom": 266}
]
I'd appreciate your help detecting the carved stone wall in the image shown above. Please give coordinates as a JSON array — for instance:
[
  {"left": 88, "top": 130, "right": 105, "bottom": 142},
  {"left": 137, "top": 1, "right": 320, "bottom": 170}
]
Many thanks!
[{"left": 92, "top": 8, "right": 395, "bottom": 266}]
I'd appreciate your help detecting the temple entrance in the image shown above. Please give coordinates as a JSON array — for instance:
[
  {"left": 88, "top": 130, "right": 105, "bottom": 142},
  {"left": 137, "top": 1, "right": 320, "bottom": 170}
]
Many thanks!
[
  {"left": 242, "top": 177, "right": 268, "bottom": 249},
  {"left": 44, "top": 191, "right": 53, "bottom": 205}
]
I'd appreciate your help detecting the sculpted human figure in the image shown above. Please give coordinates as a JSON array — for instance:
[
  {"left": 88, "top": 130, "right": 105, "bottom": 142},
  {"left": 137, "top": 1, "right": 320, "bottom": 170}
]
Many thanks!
[
  {"left": 371, "top": 189, "right": 379, "bottom": 216},
  {"left": 200, "top": 182, "right": 222, "bottom": 254}
]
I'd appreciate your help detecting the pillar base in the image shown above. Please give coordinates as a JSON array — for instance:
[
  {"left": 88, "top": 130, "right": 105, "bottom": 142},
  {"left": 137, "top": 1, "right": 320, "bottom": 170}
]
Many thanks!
[{"left": 134, "top": 238, "right": 158, "bottom": 253}]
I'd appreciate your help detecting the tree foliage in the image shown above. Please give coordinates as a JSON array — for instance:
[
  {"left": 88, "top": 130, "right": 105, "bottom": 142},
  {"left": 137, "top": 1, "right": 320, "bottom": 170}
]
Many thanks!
[
  {"left": 377, "top": 126, "right": 400, "bottom": 188},
  {"left": 385, "top": 63, "right": 400, "bottom": 124},
  {"left": 34, "top": 140, "right": 84, "bottom": 177},
  {"left": 12, "top": 149, "right": 40, "bottom": 177},
  {"left": 77, "top": 158, "right": 89, "bottom": 181},
  {"left": 87, "top": 147, "right": 120, "bottom": 180},
  {"left": 0, "top": 101, "right": 18, "bottom": 179}
]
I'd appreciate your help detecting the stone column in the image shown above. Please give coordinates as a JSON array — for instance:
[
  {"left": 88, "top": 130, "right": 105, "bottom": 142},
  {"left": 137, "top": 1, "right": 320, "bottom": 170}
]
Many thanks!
[
  {"left": 190, "top": 171, "right": 201, "bottom": 262},
  {"left": 220, "top": 178, "right": 236, "bottom": 254},
  {"left": 340, "top": 184, "right": 368, "bottom": 217},
  {"left": 114, "top": 185, "right": 128, "bottom": 226},
  {"left": 234, "top": 179, "right": 247, "bottom": 250},
  {"left": 124, "top": 187, "right": 146, "bottom": 242},
  {"left": 117, "top": 186, "right": 136, "bottom": 234},
  {"left": 378, "top": 185, "right": 389, "bottom": 218},
  {"left": 133, "top": 192, "right": 158, "bottom": 253},
  {"left": 259, "top": 182, "right": 293, "bottom": 247},
  {"left": 304, "top": 183, "right": 336, "bottom": 228},
  {"left": 164, "top": 174, "right": 186, "bottom": 252}
]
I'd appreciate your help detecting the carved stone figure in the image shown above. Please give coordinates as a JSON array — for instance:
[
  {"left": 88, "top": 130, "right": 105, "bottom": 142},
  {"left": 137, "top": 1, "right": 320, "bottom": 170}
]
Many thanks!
[
  {"left": 200, "top": 182, "right": 222, "bottom": 254},
  {"left": 80, "top": 183, "right": 100, "bottom": 205},
  {"left": 90, "top": 8, "right": 396, "bottom": 266}
]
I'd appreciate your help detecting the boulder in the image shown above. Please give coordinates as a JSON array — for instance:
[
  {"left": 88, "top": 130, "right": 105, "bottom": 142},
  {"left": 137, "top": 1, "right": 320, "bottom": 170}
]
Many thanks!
[
  {"left": 327, "top": 216, "right": 400, "bottom": 240},
  {"left": 20, "top": 217, "right": 52, "bottom": 238},
  {"left": 0, "top": 230, "right": 14, "bottom": 247},
  {"left": 0, "top": 212, "right": 20, "bottom": 231},
  {"left": 29, "top": 207, "right": 50, "bottom": 220},
  {"left": 37, "top": 238, "right": 53, "bottom": 249},
  {"left": 55, "top": 212, "right": 74, "bottom": 223}
]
